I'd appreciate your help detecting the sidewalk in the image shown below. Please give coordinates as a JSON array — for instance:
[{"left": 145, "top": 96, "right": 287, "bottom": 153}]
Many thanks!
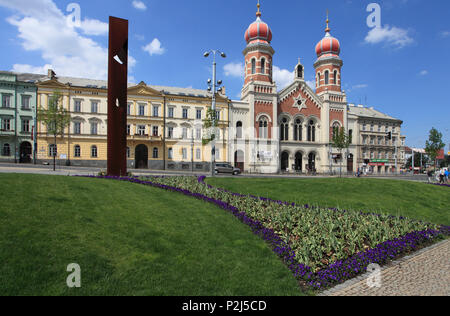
[{"left": 320, "top": 239, "right": 450, "bottom": 296}]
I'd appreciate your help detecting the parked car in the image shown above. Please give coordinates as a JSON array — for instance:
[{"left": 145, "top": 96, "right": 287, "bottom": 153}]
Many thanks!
[{"left": 215, "top": 163, "right": 241, "bottom": 175}]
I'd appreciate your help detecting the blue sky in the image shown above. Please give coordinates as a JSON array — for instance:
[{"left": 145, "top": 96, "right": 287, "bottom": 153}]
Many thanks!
[{"left": 0, "top": 0, "right": 449, "bottom": 149}]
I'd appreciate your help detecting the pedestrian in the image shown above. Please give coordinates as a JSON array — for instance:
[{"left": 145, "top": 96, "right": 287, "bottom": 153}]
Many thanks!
[
  {"left": 427, "top": 170, "right": 433, "bottom": 183},
  {"left": 439, "top": 169, "right": 445, "bottom": 184},
  {"left": 445, "top": 169, "right": 449, "bottom": 183}
]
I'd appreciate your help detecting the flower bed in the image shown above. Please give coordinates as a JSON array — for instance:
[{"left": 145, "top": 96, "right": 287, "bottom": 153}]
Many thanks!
[{"left": 79, "top": 175, "right": 449, "bottom": 290}]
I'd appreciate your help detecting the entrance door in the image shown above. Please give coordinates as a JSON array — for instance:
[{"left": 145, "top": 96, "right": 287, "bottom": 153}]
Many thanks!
[
  {"left": 135, "top": 145, "right": 148, "bottom": 169},
  {"left": 234, "top": 150, "right": 245, "bottom": 173},
  {"left": 295, "top": 152, "right": 303, "bottom": 172},
  {"left": 19, "top": 142, "right": 32, "bottom": 163},
  {"left": 281, "top": 152, "right": 289, "bottom": 172},
  {"left": 347, "top": 154, "right": 354, "bottom": 174}
]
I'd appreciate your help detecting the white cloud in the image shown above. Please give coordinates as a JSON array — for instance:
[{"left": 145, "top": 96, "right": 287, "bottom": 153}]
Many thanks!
[
  {"left": 305, "top": 80, "right": 315, "bottom": 90},
  {"left": 78, "top": 18, "right": 108, "bottom": 36},
  {"left": 419, "top": 70, "right": 428, "bottom": 76},
  {"left": 273, "top": 66, "right": 294, "bottom": 90},
  {"left": 143, "top": 38, "right": 166, "bottom": 56},
  {"left": 132, "top": 1, "right": 147, "bottom": 11},
  {"left": 0, "top": 0, "right": 135, "bottom": 80},
  {"left": 365, "top": 25, "right": 414, "bottom": 49},
  {"left": 352, "top": 84, "right": 368, "bottom": 89},
  {"left": 441, "top": 31, "right": 450, "bottom": 38},
  {"left": 223, "top": 62, "right": 244, "bottom": 78}
]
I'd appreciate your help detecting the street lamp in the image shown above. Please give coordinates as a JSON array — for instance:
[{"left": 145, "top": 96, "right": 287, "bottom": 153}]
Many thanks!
[{"left": 204, "top": 49, "right": 226, "bottom": 177}]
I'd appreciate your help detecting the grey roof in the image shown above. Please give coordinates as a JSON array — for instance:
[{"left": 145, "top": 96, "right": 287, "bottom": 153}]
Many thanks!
[
  {"left": 42, "top": 75, "right": 215, "bottom": 98},
  {"left": 16, "top": 73, "right": 47, "bottom": 83},
  {"left": 348, "top": 105, "right": 402, "bottom": 122}
]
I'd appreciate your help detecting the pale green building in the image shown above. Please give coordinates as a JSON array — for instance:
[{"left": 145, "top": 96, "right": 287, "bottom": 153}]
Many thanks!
[{"left": 0, "top": 72, "right": 44, "bottom": 163}]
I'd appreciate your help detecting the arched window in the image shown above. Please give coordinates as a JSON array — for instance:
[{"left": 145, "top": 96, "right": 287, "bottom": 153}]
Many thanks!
[
  {"left": 307, "top": 120, "right": 316, "bottom": 142},
  {"left": 236, "top": 121, "right": 243, "bottom": 139},
  {"left": 297, "top": 65, "right": 303, "bottom": 78},
  {"left": 74, "top": 145, "right": 81, "bottom": 158},
  {"left": 258, "top": 116, "right": 268, "bottom": 139},
  {"left": 333, "top": 70, "right": 338, "bottom": 85},
  {"left": 317, "top": 73, "right": 321, "bottom": 87},
  {"left": 251, "top": 59, "right": 256, "bottom": 74},
  {"left": 49, "top": 144, "right": 57, "bottom": 157},
  {"left": 332, "top": 123, "right": 340, "bottom": 140},
  {"left": 168, "top": 148, "right": 173, "bottom": 159},
  {"left": 325, "top": 71, "right": 329, "bottom": 85},
  {"left": 280, "top": 117, "right": 289, "bottom": 141},
  {"left": 91, "top": 145, "right": 98, "bottom": 158},
  {"left": 294, "top": 119, "right": 302, "bottom": 141},
  {"left": 153, "top": 147, "right": 159, "bottom": 159},
  {"left": 2, "top": 143, "right": 10, "bottom": 156},
  {"left": 127, "top": 147, "right": 130, "bottom": 158},
  {"left": 261, "top": 58, "right": 266, "bottom": 75}
]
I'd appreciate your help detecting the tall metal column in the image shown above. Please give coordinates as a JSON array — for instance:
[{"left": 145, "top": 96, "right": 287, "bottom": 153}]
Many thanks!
[{"left": 107, "top": 16, "right": 128, "bottom": 177}]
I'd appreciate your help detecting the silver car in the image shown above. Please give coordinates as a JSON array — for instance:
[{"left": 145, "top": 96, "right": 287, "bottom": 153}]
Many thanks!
[{"left": 215, "top": 163, "right": 241, "bottom": 175}]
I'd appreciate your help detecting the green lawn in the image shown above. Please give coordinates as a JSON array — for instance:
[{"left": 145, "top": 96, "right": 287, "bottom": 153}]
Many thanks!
[
  {"left": 0, "top": 174, "right": 305, "bottom": 296},
  {"left": 207, "top": 177, "right": 450, "bottom": 226}
]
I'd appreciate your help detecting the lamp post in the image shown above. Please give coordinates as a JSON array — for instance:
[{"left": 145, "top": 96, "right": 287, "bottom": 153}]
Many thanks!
[{"left": 204, "top": 50, "right": 226, "bottom": 177}]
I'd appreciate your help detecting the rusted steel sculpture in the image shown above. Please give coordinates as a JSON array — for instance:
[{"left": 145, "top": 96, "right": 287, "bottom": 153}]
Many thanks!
[{"left": 107, "top": 17, "right": 128, "bottom": 176}]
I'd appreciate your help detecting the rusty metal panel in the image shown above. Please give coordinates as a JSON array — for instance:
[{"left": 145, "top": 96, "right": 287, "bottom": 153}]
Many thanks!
[{"left": 107, "top": 16, "right": 128, "bottom": 176}]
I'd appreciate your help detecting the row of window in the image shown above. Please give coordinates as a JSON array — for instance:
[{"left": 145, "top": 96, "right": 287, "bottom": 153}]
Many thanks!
[
  {"left": 362, "top": 151, "right": 400, "bottom": 160},
  {"left": 250, "top": 58, "right": 270, "bottom": 76},
  {"left": 362, "top": 123, "right": 398, "bottom": 133},
  {"left": 1, "top": 118, "right": 32, "bottom": 132},
  {"left": 317, "top": 70, "right": 339, "bottom": 86},
  {"left": 48, "top": 145, "right": 217, "bottom": 161},
  {"left": 71, "top": 101, "right": 222, "bottom": 121},
  {"left": 1, "top": 94, "right": 32, "bottom": 109},
  {"left": 362, "top": 136, "right": 398, "bottom": 145},
  {"left": 279, "top": 119, "right": 319, "bottom": 142},
  {"left": 49, "top": 144, "right": 98, "bottom": 158},
  {"left": 72, "top": 122, "right": 99, "bottom": 135}
]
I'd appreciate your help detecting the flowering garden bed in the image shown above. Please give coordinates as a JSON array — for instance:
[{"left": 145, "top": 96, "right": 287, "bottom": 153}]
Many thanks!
[{"left": 81, "top": 175, "right": 450, "bottom": 291}]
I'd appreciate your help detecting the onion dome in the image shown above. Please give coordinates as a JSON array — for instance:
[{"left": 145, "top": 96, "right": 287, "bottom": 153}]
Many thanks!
[
  {"left": 315, "top": 13, "right": 341, "bottom": 59},
  {"left": 244, "top": 1, "right": 272, "bottom": 45}
]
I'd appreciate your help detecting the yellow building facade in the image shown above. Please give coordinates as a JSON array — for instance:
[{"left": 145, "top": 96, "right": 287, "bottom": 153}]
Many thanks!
[{"left": 36, "top": 71, "right": 230, "bottom": 171}]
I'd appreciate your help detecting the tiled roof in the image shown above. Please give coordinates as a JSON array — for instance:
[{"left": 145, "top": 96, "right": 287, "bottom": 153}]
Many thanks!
[{"left": 348, "top": 105, "right": 401, "bottom": 122}]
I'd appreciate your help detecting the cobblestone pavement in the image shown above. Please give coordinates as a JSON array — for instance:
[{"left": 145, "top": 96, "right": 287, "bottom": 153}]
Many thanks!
[{"left": 321, "top": 239, "right": 450, "bottom": 296}]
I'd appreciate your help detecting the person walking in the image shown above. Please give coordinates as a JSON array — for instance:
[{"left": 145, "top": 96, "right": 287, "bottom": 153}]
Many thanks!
[
  {"left": 445, "top": 169, "right": 449, "bottom": 183},
  {"left": 439, "top": 169, "right": 445, "bottom": 184},
  {"left": 427, "top": 170, "right": 433, "bottom": 183}
]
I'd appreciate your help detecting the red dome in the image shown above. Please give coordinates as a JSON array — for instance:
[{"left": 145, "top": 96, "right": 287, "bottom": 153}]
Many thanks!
[
  {"left": 245, "top": 17, "right": 272, "bottom": 45},
  {"left": 316, "top": 32, "right": 340, "bottom": 59}
]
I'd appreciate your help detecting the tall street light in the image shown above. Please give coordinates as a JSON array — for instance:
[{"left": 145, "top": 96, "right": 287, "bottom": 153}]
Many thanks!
[{"left": 204, "top": 50, "right": 226, "bottom": 177}]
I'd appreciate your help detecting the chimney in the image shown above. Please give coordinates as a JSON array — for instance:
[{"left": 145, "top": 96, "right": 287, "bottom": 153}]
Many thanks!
[{"left": 48, "top": 69, "right": 56, "bottom": 79}]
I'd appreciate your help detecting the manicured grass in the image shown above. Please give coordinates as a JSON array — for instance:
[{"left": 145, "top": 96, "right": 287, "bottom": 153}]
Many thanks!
[
  {"left": 0, "top": 174, "right": 306, "bottom": 296},
  {"left": 206, "top": 178, "right": 450, "bottom": 226}
]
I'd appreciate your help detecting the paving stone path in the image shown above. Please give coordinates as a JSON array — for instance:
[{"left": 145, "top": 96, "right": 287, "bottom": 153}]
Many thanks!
[{"left": 320, "top": 239, "right": 450, "bottom": 296}]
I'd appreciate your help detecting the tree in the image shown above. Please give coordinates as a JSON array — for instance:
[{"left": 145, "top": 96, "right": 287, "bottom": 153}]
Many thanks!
[
  {"left": 425, "top": 128, "right": 445, "bottom": 170},
  {"left": 332, "top": 127, "right": 351, "bottom": 177},
  {"left": 405, "top": 152, "right": 429, "bottom": 170},
  {"left": 38, "top": 91, "right": 71, "bottom": 171},
  {"left": 201, "top": 107, "right": 217, "bottom": 145}
]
